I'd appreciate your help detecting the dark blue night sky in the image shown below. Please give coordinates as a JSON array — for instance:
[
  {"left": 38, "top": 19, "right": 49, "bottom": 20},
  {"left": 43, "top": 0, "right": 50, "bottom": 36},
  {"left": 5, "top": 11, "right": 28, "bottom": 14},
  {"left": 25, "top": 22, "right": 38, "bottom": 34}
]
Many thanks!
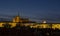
[{"left": 0, "top": 0, "right": 60, "bottom": 22}]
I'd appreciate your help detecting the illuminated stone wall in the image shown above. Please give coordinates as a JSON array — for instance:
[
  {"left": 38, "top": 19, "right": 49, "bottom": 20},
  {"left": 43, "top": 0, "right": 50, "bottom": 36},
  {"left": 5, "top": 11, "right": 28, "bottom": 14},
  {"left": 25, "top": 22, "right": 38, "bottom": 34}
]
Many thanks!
[{"left": 0, "top": 23, "right": 60, "bottom": 30}]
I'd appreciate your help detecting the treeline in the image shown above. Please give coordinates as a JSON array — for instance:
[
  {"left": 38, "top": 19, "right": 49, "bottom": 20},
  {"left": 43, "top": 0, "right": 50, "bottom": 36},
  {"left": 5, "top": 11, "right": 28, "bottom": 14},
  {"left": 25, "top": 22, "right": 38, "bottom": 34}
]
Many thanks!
[{"left": 0, "top": 23, "right": 60, "bottom": 36}]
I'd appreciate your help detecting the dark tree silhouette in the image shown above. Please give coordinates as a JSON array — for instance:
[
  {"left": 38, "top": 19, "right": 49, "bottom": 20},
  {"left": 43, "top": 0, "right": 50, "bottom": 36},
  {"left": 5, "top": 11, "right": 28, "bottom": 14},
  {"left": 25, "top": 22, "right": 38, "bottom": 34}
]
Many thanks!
[
  {"left": 14, "top": 23, "right": 21, "bottom": 29},
  {"left": 2, "top": 23, "right": 11, "bottom": 28}
]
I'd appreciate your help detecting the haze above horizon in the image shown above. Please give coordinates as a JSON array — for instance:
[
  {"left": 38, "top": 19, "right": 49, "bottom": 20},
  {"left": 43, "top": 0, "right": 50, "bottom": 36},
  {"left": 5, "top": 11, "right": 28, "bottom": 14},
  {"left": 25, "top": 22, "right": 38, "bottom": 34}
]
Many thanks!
[{"left": 0, "top": 0, "right": 60, "bottom": 22}]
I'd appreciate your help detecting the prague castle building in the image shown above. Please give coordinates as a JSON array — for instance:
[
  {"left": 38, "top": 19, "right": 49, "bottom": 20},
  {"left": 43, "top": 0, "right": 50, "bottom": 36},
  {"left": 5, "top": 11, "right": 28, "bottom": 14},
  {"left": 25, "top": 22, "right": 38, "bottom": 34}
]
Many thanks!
[{"left": 0, "top": 14, "right": 60, "bottom": 30}]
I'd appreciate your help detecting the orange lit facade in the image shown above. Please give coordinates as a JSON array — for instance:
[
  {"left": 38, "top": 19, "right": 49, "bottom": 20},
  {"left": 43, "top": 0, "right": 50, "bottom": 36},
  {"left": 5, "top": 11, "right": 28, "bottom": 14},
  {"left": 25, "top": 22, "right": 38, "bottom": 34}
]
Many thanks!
[
  {"left": 12, "top": 16, "right": 22, "bottom": 23},
  {"left": 0, "top": 16, "right": 60, "bottom": 30}
]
